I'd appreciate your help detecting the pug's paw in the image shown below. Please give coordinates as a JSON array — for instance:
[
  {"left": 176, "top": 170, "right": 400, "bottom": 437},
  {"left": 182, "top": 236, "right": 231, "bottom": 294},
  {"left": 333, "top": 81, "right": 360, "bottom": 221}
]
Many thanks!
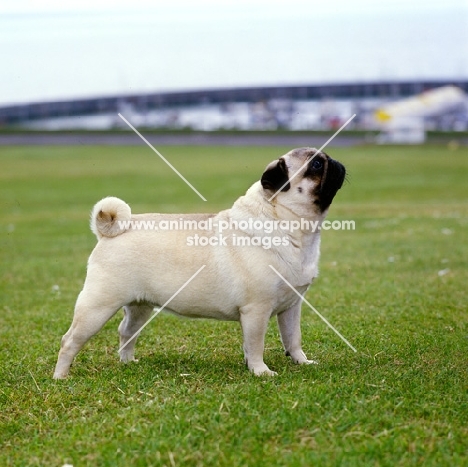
[{"left": 287, "top": 350, "right": 318, "bottom": 365}]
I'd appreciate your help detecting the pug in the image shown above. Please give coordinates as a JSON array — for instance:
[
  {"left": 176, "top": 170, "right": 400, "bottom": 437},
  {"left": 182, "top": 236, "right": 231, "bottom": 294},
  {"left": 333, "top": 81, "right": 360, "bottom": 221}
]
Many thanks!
[{"left": 53, "top": 148, "right": 346, "bottom": 378}]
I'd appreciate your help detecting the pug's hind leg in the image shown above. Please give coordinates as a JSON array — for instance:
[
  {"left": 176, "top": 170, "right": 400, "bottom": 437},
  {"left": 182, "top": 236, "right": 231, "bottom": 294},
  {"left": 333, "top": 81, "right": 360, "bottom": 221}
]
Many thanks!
[
  {"left": 277, "top": 299, "right": 318, "bottom": 365},
  {"left": 118, "top": 304, "right": 154, "bottom": 363},
  {"left": 53, "top": 291, "right": 123, "bottom": 379},
  {"left": 240, "top": 305, "right": 277, "bottom": 376}
]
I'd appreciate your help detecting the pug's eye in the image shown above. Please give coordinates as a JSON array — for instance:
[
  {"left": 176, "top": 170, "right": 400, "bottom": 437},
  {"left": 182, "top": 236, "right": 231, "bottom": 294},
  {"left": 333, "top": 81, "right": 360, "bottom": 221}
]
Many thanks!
[{"left": 312, "top": 159, "right": 323, "bottom": 170}]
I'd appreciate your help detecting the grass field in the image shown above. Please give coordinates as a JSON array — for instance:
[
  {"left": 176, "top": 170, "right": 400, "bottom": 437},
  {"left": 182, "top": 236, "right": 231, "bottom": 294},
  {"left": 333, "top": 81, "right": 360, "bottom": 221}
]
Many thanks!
[{"left": 1, "top": 143, "right": 467, "bottom": 466}]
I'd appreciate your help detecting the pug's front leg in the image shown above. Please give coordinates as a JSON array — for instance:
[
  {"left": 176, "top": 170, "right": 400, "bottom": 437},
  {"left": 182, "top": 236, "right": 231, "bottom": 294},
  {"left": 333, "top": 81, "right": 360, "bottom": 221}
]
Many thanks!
[
  {"left": 277, "top": 299, "right": 317, "bottom": 365},
  {"left": 239, "top": 305, "right": 277, "bottom": 376}
]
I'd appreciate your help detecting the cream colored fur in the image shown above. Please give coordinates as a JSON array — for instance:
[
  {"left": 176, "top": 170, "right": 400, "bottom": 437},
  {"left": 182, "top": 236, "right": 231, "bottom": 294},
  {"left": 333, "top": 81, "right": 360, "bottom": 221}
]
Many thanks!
[{"left": 54, "top": 148, "right": 344, "bottom": 378}]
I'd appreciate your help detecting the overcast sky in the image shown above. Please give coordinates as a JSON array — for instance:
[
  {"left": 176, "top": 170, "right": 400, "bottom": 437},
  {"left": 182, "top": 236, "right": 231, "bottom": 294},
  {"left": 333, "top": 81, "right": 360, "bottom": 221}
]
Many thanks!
[{"left": 1, "top": 0, "right": 467, "bottom": 105}]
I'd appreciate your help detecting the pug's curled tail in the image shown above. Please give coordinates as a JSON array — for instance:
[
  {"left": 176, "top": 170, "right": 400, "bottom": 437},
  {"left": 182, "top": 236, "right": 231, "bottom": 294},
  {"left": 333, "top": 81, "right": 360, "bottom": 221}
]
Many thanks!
[{"left": 90, "top": 197, "right": 132, "bottom": 240}]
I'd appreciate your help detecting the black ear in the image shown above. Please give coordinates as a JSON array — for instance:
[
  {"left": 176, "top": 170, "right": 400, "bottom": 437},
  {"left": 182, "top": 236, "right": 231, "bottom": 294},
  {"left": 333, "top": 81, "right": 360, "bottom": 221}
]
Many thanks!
[{"left": 261, "top": 158, "right": 290, "bottom": 192}]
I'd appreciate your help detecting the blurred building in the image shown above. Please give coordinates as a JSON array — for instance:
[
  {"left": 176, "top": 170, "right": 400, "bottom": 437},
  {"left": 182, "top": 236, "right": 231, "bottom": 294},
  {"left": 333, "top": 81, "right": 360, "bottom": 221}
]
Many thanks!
[
  {"left": 0, "top": 80, "right": 467, "bottom": 133},
  {"left": 375, "top": 86, "right": 467, "bottom": 143}
]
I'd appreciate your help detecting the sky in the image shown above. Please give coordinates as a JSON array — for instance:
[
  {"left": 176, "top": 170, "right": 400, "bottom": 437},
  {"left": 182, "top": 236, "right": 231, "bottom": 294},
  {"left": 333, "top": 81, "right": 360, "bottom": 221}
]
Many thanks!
[{"left": 0, "top": 0, "right": 467, "bottom": 105}]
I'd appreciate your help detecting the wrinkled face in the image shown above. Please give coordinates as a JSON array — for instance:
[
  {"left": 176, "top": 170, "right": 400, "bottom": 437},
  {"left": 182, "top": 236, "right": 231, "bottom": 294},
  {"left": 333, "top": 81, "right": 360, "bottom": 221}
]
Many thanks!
[{"left": 260, "top": 147, "right": 346, "bottom": 217}]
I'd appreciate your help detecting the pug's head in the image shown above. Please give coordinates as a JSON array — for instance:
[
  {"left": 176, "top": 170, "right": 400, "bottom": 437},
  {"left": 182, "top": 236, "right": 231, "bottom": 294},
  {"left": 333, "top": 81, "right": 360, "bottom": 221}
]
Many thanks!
[{"left": 261, "top": 148, "right": 346, "bottom": 217}]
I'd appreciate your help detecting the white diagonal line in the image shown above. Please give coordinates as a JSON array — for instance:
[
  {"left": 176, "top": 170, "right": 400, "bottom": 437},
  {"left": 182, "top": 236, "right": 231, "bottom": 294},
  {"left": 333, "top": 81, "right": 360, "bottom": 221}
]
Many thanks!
[
  {"left": 269, "top": 265, "right": 357, "bottom": 352},
  {"left": 268, "top": 114, "right": 356, "bottom": 201},
  {"left": 118, "top": 113, "right": 207, "bottom": 202},
  {"left": 118, "top": 264, "right": 206, "bottom": 353}
]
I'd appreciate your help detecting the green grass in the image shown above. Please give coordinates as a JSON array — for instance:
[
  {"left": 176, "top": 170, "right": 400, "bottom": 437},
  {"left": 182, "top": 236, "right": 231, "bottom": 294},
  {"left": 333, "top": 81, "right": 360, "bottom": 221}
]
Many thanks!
[{"left": 1, "top": 143, "right": 467, "bottom": 466}]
